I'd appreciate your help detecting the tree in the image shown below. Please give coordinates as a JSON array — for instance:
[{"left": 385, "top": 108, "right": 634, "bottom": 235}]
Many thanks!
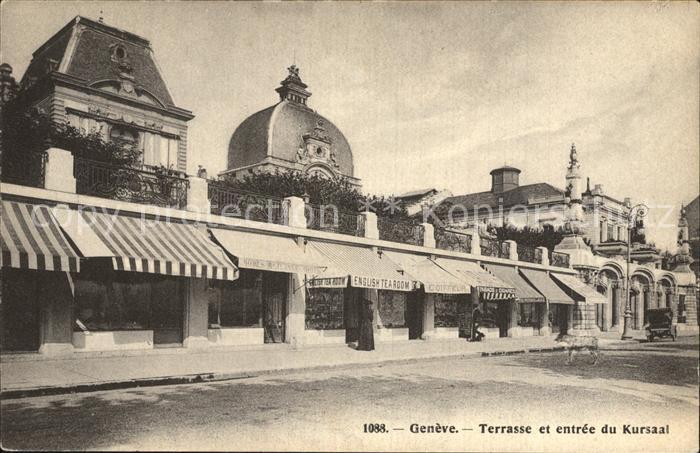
[{"left": 491, "top": 224, "right": 565, "bottom": 251}]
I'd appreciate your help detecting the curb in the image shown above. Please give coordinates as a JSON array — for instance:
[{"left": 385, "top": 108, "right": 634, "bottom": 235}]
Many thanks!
[{"left": 0, "top": 346, "right": 572, "bottom": 400}]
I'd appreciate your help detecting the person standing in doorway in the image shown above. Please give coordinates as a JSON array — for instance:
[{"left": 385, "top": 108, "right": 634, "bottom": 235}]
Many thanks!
[{"left": 357, "top": 297, "right": 375, "bottom": 351}]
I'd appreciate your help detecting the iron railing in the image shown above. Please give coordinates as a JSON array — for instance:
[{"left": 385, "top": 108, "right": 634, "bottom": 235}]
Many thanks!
[
  {"left": 480, "top": 237, "right": 509, "bottom": 258},
  {"left": 208, "top": 182, "right": 284, "bottom": 225},
  {"left": 518, "top": 245, "right": 538, "bottom": 264},
  {"left": 1, "top": 151, "right": 47, "bottom": 188},
  {"left": 549, "top": 250, "right": 571, "bottom": 268},
  {"left": 377, "top": 217, "right": 424, "bottom": 246},
  {"left": 74, "top": 158, "right": 189, "bottom": 209},
  {"left": 435, "top": 228, "right": 472, "bottom": 254},
  {"left": 305, "top": 204, "right": 362, "bottom": 236}
]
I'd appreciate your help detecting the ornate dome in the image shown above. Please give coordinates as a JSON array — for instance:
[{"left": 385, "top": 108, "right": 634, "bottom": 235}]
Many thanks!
[{"left": 227, "top": 66, "right": 355, "bottom": 181}]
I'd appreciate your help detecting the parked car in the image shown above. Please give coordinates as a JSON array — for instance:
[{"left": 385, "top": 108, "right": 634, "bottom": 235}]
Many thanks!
[{"left": 644, "top": 308, "right": 676, "bottom": 342}]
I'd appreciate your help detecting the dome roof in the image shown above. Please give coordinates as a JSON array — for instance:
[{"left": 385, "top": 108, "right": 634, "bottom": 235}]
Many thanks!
[{"left": 227, "top": 66, "right": 354, "bottom": 179}]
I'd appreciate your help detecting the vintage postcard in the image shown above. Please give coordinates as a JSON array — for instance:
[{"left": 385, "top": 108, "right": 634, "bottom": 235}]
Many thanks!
[{"left": 1, "top": 1, "right": 698, "bottom": 452}]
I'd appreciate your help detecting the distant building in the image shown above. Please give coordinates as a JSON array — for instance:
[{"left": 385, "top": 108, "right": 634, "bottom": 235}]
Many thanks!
[
  {"left": 223, "top": 65, "right": 360, "bottom": 187},
  {"left": 409, "top": 145, "right": 661, "bottom": 266},
  {"left": 395, "top": 188, "right": 452, "bottom": 216}
]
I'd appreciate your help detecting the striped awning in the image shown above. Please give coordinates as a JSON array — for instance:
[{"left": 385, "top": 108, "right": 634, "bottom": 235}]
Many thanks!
[
  {"left": 551, "top": 273, "right": 608, "bottom": 305},
  {"left": 209, "top": 228, "right": 326, "bottom": 275},
  {"left": 520, "top": 268, "right": 575, "bottom": 305},
  {"left": 433, "top": 257, "right": 514, "bottom": 301},
  {"left": 1, "top": 200, "right": 80, "bottom": 272},
  {"left": 383, "top": 251, "right": 470, "bottom": 294},
  {"left": 306, "top": 241, "right": 416, "bottom": 291},
  {"left": 484, "top": 264, "right": 545, "bottom": 303},
  {"left": 68, "top": 210, "right": 237, "bottom": 280}
]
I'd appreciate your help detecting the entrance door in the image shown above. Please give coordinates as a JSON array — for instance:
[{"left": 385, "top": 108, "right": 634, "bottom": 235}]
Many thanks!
[
  {"left": 497, "top": 301, "right": 510, "bottom": 338},
  {"left": 263, "top": 272, "right": 287, "bottom": 343},
  {"left": 344, "top": 287, "right": 360, "bottom": 343},
  {"left": 549, "top": 304, "right": 569, "bottom": 334},
  {"left": 151, "top": 277, "right": 184, "bottom": 346},
  {"left": 1, "top": 269, "right": 41, "bottom": 352},
  {"left": 406, "top": 290, "right": 423, "bottom": 340}
]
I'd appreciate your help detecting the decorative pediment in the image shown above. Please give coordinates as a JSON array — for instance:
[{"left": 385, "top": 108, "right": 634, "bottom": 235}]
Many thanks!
[{"left": 296, "top": 120, "right": 340, "bottom": 170}]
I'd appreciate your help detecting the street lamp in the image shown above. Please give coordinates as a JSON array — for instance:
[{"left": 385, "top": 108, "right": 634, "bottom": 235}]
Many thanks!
[{"left": 621, "top": 203, "right": 648, "bottom": 340}]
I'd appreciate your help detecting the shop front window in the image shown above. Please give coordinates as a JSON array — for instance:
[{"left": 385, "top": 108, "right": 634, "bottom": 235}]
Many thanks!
[
  {"left": 208, "top": 269, "right": 263, "bottom": 328},
  {"left": 305, "top": 288, "right": 344, "bottom": 330},
  {"left": 435, "top": 294, "right": 461, "bottom": 328},
  {"left": 480, "top": 300, "right": 500, "bottom": 329},
  {"left": 74, "top": 270, "right": 182, "bottom": 332},
  {"left": 378, "top": 290, "right": 407, "bottom": 328},
  {"left": 518, "top": 303, "right": 538, "bottom": 328}
]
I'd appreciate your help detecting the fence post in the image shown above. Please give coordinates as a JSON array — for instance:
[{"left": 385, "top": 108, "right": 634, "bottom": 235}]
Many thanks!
[
  {"left": 421, "top": 223, "right": 435, "bottom": 248},
  {"left": 471, "top": 227, "right": 481, "bottom": 255},
  {"left": 283, "top": 196, "right": 307, "bottom": 229},
  {"left": 360, "top": 212, "right": 378, "bottom": 239},
  {"left": 187, "top": 177, "right": 211, "bottom": 214},
  {"left": 44, "top": 148, "right": 76, "bottom": 193},
  {"left": 505, "top": 240, "right": 518, "bottom": 261},
  {"left": 537, "top": 246, "right": 550, "bottom": 266}
]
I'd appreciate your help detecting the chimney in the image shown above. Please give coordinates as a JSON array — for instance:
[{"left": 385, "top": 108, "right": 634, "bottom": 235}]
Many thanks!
[{"left": 490, "top": 166, "right": 521, "bottom": 194}]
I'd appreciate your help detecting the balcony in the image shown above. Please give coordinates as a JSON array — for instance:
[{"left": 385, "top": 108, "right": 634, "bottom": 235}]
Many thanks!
[
  {"left": 208, "top": 182, "right": 284, "bottom": 225},
  {"left": 74, "top": 158, "right": 190, "bottom": 209}
]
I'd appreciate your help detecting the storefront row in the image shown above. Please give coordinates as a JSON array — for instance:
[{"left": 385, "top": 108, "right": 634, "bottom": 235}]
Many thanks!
[
  {"left": 1, "top": 264, "right": 612, "bottom": 354},
  {"left": 0, "top": 200, "right": 613, "bottom": 355}
]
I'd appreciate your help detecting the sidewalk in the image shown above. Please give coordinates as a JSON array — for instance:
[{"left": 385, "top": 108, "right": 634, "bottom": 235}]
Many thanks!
[{"left": 1, "top": 335, "right": 631, "bottom": 399}]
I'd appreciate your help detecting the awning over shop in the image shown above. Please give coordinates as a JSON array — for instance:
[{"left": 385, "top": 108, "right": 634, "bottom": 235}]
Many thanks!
[
  {"left": 306, "top": 241, "right": 415, "bottom": 291},
  {"left": 519, "top": 268, "right": 575, "bottom": 305},
  {"left": 433, "top": 258, "right": 514, "bottom": 301},
  {"left": 483, "top": 264, "right": 545, "bottom": 303},
  {"left": 383, "top": 251, "right": 470, "bottom": 294},
  {"left": 1, "top": 200, "right": 80, "bottom": 272},
  {"left": 551, "top": 273, "right": 608, "bottom": 305},
  {"left": 210, "top": 228, "right": 326, "bottom": 275},
  {"left": 69, "top": 210, "right": 237, "bottom": 280}
]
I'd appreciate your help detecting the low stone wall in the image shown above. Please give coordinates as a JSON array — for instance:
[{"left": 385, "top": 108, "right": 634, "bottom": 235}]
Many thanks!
[
  {"left": 432, "top": 327, "right": 460, "bottom": 340},
  {"left": 207, "top": 328, "right": 264, "bottom": 346},
  {"left": 375, "top": 327, "right": 409, "bottom": 342},
  {"left": 73, "top": 331, "right": 153, "bottom": 351},
  {"left": 303, "top": 329, "right": 346, "bottom": 345}
]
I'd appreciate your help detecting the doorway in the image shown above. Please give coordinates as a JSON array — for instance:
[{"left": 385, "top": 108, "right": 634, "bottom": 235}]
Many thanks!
[
  {"left": 405, "top": 290, "right": 423, "bottom": 340},
  {"left": 263, "top": 272, "right": 287, "bottom": 343},
  {"left": 549, "top": 304, "right": 569, "bottom": 334},
  {"left": 151, "top": 277, "right": 184, "bottom": 346},
  {"left": 344, "top": 287, "right": 360, "bottom": 343},
  {"left": 1, "top": 269, "right": 41, "bottom": 352}
]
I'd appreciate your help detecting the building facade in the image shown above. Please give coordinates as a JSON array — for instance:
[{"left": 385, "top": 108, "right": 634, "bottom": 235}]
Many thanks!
[{"left": 0, "top": 17, "right": 696, "bottom": 358}]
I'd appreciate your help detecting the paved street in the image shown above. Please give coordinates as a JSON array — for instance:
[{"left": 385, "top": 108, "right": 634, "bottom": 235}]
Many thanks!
[{"left": 2, "top": 338, "right": 698, "bottom": 452}]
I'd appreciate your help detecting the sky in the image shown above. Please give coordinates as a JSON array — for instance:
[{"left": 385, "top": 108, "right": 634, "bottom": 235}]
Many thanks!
[{"left": 1, "top": 1, "right": 698, "bottom": 251}]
